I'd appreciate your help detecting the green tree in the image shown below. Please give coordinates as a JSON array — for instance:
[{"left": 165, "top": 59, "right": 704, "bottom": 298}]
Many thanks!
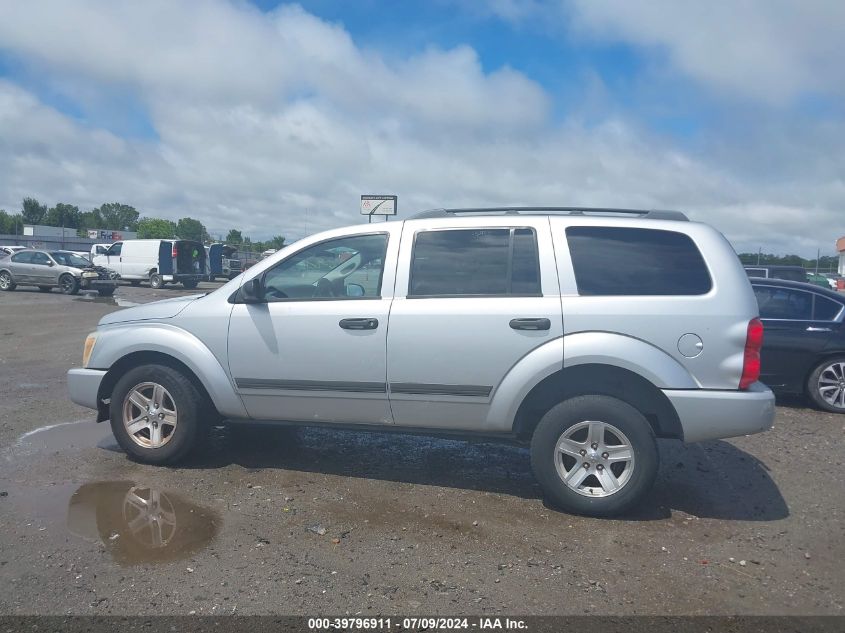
[
  {"left": 96, "top": 203, "right": 140, "bottom": 231},
  {"left": 137, "top": 217, "right": 177, "bottom": 239},
  {"left": 175, "top": 217, "right": 207, "bottom": 242},
  {"left": 268, "top": 235, "right": 286, "bottom": 250},
  {"left": 78, "top": 208, "right": 103, "bottom": 230},
  {"left": 21, "top": 197, "right": 47, "bottom": 225},
  {"left": 0, "top": 210, "right": 24, "bottom": 234},
  {"left": 226, "top": 229, "right": 243, "bottom": 244},
  {"left": 44, "top": 203, "right": 81, "bottom": 229}
]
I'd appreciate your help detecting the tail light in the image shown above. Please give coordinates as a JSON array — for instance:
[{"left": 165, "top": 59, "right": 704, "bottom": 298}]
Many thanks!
[
  {"left": 171, "top": 243, "right": 178, "bottom": 258},
  {"left": 739, "top": 318, "right": 764, "bottom": 389}
]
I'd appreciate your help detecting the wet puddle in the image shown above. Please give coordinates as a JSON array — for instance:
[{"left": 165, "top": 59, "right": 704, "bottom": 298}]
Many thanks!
[
  {"left": 14, "top": 420, "right": 116, "bottom": 453},
  {"left": 67, "top": 481, "right": 220, "bottom": 565},
  {"left": 73, "top": 294, "right": 140, "bottom": 307},
  {"left": 4, "top": 422, "right": 220, "bottom": 565},
  {"left": 1, "top": 480, "right": 220, "bottom": 566}
]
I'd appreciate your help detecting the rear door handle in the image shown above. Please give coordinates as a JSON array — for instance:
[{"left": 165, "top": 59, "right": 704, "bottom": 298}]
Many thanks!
[
  {"left": 509, "top": 318, "right": 551, "bottom": 331},
  {"left": 806, "top": 326, "right": 832, "bottom": 332},
  {"left": 339, "top": 318, "right": 379, "bottom": 330}
]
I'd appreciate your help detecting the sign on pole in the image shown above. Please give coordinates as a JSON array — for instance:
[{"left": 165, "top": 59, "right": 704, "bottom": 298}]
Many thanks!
[{"left": 360, "top": 195, "right": 397, "bottom": 216}]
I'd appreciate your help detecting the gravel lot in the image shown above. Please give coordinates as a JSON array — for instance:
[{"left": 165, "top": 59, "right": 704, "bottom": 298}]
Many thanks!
[{"left": 0, "top": 282, "right": 843, "bottom": 616}]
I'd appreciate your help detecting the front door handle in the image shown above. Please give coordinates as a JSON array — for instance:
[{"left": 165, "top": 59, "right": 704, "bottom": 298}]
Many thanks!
[
  {"left": 339, "top": 318, "right": 379, "bottom": 330},
  {"left": 806, "top": 326, "right": 832, "bottom": 332},
  {"left": 509, "top": 318, "right": 551, "bottom": 331}
]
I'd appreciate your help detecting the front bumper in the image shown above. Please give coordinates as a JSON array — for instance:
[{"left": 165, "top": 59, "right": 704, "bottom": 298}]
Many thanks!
[
  {"left": 68, "top": 367, "right": 106, "bottom": 411},
  {"left": 662, "top": 382, "right": 775, "bottom": 443},
  {"left": 80, "top": 278, "right": 119, "bottom": 289}
]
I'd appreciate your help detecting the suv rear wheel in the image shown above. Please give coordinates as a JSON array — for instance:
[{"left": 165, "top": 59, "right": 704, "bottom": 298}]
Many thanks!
[
  {"left": 109, "top": 364, "right": 208, "bottom": 464},
  {"left": 149, "top": 272, "right": 163, "bottom": 289},
  {"left": 530, "top": 395, "right": 658, "bottom": 517}
]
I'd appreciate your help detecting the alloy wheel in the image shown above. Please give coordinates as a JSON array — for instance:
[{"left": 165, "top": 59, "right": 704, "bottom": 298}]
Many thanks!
[
  {"left": 554, "top": 420, "right": 635, "bottom": 497},
  {"left": 122, "top": 382, "right": 179, "bottom": 449},
  {"left": 817, "top": 362, "right": 845, "bottom": 409}
]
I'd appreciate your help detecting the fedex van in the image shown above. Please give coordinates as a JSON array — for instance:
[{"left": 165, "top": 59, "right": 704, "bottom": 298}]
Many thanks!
[{"left": 93, "top": 239, "right": 206, "bottom": 289}]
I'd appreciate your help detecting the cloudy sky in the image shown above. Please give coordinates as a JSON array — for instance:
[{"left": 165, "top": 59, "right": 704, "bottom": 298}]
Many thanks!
[{"left": 0, "top": 0, "right": 843, "bottom": 254}]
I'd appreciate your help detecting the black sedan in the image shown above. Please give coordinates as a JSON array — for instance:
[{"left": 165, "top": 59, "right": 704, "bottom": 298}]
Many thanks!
[{"left": 750, "top": 278, "right": 845, "bottom": 412}]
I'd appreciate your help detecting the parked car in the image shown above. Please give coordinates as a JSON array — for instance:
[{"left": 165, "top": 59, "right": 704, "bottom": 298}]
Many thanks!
[
  {"left": 806, "top": 272, "right": 833, "bottom": 289},
  {"left": 744, "top": 265, "right": 807, "bottom": 282},
  {"left": 750, "top": 278, "right": 845, "bottom": 413},
  {"left": 0, "top": 245, "right": 29, "bottom": 256},
  {"left": 0, "top": 249, "right": 119, "bottom": 295},
  {"left": 68, "top": 207, "right": 774, "bottom": 517},
  {"left": 92, "top": 239, "right": 206, "bottom": 289},
  {"left": 206, "top": 244, "right": 241, "bottom": 281}
]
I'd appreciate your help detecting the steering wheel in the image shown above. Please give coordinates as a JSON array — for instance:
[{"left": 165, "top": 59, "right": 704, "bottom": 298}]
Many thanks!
[
  {"left": 314, "top": 278, "right": 336, "bottom": 298},
  {"left": 263, "top": 285, "right": 288, "bottom": 299}
]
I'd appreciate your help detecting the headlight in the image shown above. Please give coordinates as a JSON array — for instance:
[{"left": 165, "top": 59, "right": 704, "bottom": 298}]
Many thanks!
[
  {"left": 82, "top": 272, "right": 98, "bottom": 278},
  {"left": 82, "top": 333, "right": 97, "bottom": 368}
]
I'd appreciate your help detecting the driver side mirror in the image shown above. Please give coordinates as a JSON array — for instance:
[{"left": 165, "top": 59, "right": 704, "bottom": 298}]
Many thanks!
[
  {"left": 345, "top": 283, "right": 365, "bottom": 297},
  {"left": 241, "top": 277, "right": 265, "bottom": 303},
  {"left": 48, "top": 261, "right": 55, "bottom": 267}
]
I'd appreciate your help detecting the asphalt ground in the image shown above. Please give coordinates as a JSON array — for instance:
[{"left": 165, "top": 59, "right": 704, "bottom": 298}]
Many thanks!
[{"left": 0, "top": 282, "right": 843, "bottom": 616}]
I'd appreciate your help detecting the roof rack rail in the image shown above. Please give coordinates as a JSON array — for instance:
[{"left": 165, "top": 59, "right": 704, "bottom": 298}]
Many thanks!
[{"left": 410, "top": 207, "right": 688, "bottom": 222}]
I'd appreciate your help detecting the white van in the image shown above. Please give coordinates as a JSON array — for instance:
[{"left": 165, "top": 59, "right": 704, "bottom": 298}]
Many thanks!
[{"left": 92, "top": 239, "right": 207, "bottom": 289}]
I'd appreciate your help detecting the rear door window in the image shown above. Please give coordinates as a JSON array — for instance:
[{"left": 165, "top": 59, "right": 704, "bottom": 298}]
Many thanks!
[
  {"left": 11, "top": 252, "right": 34, "bottom": 264},
  {"left": 566, "top": 226, "right": 711, "bottom": 296},
  {"left": 409, "top": 228, "right": 541, "bottom": 297},
  {"left": 813, "top": 295, "right": 844, "bottom": 321},
  {"left": 753, "top": 286, "right": 813, "bottom": 320}
]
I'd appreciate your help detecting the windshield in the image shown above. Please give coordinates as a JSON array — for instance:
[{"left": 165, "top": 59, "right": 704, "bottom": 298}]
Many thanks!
[{"left": 50, "top": 252, "right": 91, "bottom": 268}]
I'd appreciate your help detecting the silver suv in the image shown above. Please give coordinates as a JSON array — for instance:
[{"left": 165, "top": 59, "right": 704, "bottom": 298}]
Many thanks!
[{"left": 68, "top": 208, "right": 775, "bottom": 516}]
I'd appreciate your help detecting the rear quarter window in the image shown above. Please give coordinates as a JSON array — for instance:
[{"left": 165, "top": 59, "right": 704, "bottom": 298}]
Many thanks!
[{"left": 566, "top": 226, "right": 712, "bottom": 296}]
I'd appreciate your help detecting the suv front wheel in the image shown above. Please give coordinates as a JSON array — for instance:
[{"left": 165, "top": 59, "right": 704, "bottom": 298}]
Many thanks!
[
  {"left": 109, "top": 364, "right": 207, "bottom": 464},
  {"left": 530, "top": 395, "right": 658, "bottom": 517}
]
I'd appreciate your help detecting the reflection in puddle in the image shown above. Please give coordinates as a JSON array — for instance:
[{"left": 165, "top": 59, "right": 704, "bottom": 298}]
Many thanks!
[{"left": 67, "top": 482, "right": 220, "bottom": 565}]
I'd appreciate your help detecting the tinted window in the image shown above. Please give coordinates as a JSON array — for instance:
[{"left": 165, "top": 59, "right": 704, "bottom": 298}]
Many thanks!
[
  {"left": 31, "top": 252, "right": 51, "bottom": 265},
  {"left": 753, "top": 286, "right": 813, "bottom": 320},
  {"left": 409, "top": 228, "right": 541, "bottom": 297},
  {"left": 107, "top": 243, "right": 122, "bottom": 256},
  {"left": 262, "top": 233, "right": 387, "bottom": 301},
  {"left": 11, "top": 252, "right": 33, "bottom": 264},
  {"left": 566, "top": 227, "right": 711, "bottom": 296},
  {"left": 814, "top": 295, "right": 843, "bottom": 321}
]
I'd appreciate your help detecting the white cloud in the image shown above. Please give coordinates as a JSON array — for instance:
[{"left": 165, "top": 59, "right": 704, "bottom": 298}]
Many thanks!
[
  {"left": 568, "top": 0, "right": 845, "bottom": 105},
  {"left": 0, "top": 0, "right": 842, "bottom": 257}
]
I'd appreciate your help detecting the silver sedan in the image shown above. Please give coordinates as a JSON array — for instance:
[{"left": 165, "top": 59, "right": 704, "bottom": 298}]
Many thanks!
[{"left": 0, "top": 249, "right": 119, "bottom": 296}]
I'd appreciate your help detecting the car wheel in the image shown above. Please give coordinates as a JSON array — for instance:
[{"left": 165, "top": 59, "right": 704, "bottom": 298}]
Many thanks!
[
  {"left": 0, "top": 271, "right": 15, "bottom": 291},
  {"left": 530, "top": 395, "right": 658, "bottom": 517},
  {"left": 38, "top": 286, "right": 52, "bottom": 293},
  {"left": 807, "top": 357, "right": 845, "bottom": 413},
  {"left": 109, "top": 364, "right": 209, "bottom": 464},
  {"left": 97, "top": 288, "right": 116, "bottom": 297},
  {"left": 59, "top": 274, "right": 80, "bottom": 295},
  {"left": 182, "top": 280, "right": 198, "bottom": 290},
  {"left": 150, "top": 273, "right": 163, "bottom": 289}
]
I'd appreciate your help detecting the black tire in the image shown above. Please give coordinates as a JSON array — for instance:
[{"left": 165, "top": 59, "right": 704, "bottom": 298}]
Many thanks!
[
  {"left": 97, "top": 287, "right": 116, "bottom": 297},
  {"left": 149, "top": 273, "right": 163, "bottom": 289},
  {"left": 38, "top": 286, "right": 52, "bottom": 293},
  {"left": 109, "top": 364, "right": 209, "bottom": 465},
  {"left": 59, "top": 274, "right": 80, "bottom": 295},
  {"left": 182, "top": 280, "right": 198, "bottom": 290},
  {"left": 0, "top": 271, "right": 16, "bottom": 291},
  {"left": 129, "top": 280, "right": 141, "bottom": 287},
  {"left": 806, "top": 357, "right": 845, "bottom": 413},
  {"left": 530, "top": 395, "right": 658, "bottom": 517}
]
